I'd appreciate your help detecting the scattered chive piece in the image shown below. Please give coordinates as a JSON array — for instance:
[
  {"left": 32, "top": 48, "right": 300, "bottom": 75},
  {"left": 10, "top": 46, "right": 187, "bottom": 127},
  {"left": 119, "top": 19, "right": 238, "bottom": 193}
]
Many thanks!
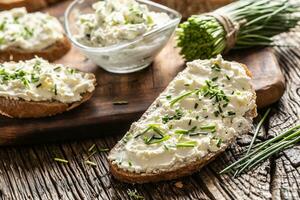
[
  {"left": 127, "top": 189, "right": 144, "bottom": 200},
  {"left": 166, "top": 95, "right": 172, "bottom": 100},
  {"left": 194, "top": 103, "right": 199, "bottom": 109},
  {"left": 85, "top": 160, "right": 97, "bottom": 167},
  {"left": 228, "top": 111, "right": 236, "bottom": 116},
  {"left": 216, "top": 138, "right": 222, "bottom": 147},
  {"left": 212, "top": 77, "right": 218, "bottom": 81},
  {"left": 36, "top": 83, "right": 42, "bottom": 88},
  {"left": 188, "top": 119, "right": 192, "bottom": 126},
  {"left": 85, "top": 150, "right": 97, "bottom": 161},
  {"left": 54, "top": 84, "right": 57, "bottom": 95},
  {"left": 113, "top": 101, "right": 128, "bottom": 105},
  {"left": 225, "top": 75, "right": 231, "bottom": 80},
  {"left": 246, "top": 108, "right": 271, "bottom": 155},
  {"left": 54, "top": 158, "right": 69, "bottom": 164},
  {"left": 88, "top": 144, "right": 96, "bottom": 152},
  {"left": 128, "top": 161, "right": 132, "bottom": 167},
  {"left": 99, "top": 148, "right": 110, "bottom": 152}
]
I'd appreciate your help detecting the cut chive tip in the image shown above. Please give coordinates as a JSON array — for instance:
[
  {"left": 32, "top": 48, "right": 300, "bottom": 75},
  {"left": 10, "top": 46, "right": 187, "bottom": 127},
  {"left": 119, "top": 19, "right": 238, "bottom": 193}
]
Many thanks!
[{"left": 54, "top": 158, "right": 69, "bottom": 164}]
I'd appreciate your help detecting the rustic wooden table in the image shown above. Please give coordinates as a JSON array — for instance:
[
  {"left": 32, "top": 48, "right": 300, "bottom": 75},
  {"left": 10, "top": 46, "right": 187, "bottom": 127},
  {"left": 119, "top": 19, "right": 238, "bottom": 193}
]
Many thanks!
[{"left": 1, "top": 4, "right": 300, "bottom": 200}]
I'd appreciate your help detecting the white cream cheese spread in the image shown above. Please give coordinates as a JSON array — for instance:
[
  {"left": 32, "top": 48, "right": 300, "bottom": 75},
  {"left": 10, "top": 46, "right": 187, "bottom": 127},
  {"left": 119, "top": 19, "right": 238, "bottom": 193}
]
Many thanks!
[
  {"left": 0, "top": 8, "right": 64, "bottom": 51},
  {"left": 76, "top": 0, "right": 170, "bottom": 47},
  {"left": 0, "top": 57, "right": 95, "bottom": 103},
  {"left": 109, "top": 55, "right": 256, "bottom": 173}
]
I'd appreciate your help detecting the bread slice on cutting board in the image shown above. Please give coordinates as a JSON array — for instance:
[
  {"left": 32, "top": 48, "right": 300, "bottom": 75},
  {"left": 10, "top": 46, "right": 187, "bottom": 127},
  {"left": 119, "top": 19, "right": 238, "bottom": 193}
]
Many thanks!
[
  {"left": 0, "top": 7, "right": 71, "bottom": 62},
  {"left": 0, "top": 57, "right": 96, "bottom": 118},
  {"left": 108, "top": 55, "right": 257, "bottom": 183}
]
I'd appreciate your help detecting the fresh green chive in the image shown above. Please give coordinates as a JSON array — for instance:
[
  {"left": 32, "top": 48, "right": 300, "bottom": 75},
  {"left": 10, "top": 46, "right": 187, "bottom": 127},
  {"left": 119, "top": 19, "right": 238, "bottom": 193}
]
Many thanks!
[
  {"left": 54, "top": 158, "right": 69, "bottom": 164},
  {"left": 113, "top": 101, "right": 128, "bottom": 105},
  {"left": 85, "top": 160, "right": 97, "bottom": 167},
  {"left": 246, "top": 108, "right": 271, "bottom": 155}
]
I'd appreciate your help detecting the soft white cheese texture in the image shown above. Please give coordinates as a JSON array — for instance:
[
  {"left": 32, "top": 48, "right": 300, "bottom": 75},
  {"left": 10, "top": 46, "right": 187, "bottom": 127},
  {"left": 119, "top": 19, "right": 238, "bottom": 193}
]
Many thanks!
[
  {"left": 76, "top": 0, "right": 170, "bottom": 47},
  {"left": 0, "top": 58, "right": 95, "bottom": 103},
  {"left": 0, "top": 8, "right": 64, "bottom": 51},
  {"left": 109, "top": 55, "right": 256, "bottom": 173}
]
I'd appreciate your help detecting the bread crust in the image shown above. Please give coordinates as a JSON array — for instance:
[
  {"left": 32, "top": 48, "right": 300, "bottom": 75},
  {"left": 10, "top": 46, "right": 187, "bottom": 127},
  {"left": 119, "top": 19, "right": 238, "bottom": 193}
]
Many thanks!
[
  {"left": 109, "top": 63, "right": 257, "bottom": 184},
  {"left": 0, "top": 0, "right": 47, "bottom": 12},
  {"left": 0, "top": 91, "right": 94, "bottom": 118},
  {"left": 0, "top": 0, "right": 64, "bottom": 12},
  {"left": 0, "top": 35, "right": 71, "bottom": 62}
]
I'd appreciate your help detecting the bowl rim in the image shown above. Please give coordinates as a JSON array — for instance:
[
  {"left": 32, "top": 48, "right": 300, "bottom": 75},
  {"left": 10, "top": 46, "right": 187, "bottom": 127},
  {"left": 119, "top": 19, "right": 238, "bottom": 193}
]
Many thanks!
[{"left": 64, "top": 0, "right": 182, "bottom": 53}]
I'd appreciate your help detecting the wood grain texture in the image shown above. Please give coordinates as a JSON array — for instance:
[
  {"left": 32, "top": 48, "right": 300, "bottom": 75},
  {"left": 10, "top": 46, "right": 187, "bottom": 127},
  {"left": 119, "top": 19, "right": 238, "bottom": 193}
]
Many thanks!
[{"left": 0, "top": 1, "right": 285, "bottom": 145}]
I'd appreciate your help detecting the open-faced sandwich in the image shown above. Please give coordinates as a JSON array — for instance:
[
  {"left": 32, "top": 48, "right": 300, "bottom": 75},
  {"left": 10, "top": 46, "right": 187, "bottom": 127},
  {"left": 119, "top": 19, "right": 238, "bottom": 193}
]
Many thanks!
[
  {"left": 0, "top": 0, "right": 64, "bottom": 12},
  {"left": 0, "top": 57, "right": 96, "bottom": 118},
  {"left": 0, "top": 7, "right": 71, "bottom": 62},
  {"left": 108, "top": 55, "right": 257, "bottom": 183}
]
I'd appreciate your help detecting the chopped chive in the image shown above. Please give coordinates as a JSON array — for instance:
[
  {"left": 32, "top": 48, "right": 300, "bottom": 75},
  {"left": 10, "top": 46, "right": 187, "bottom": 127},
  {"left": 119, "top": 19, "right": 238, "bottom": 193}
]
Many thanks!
[
  {"left": 200, "top": 125, "right": 216, "bottom": 131},
  {"left": 212, "top": 77, "right": 218, "bottom": 81},
  {"left": 99, "top": 148, "right": 110, "bottom": 152},
  {"left": 113, "top": 101, "right": 128, "bottom": 105},
  {"left": 170, "top": 90, "right": 195, "bottom": 107},
  {"left": 128, "top": 161, "right": 132, "bottom": 167},
  {"left": 88, "top": 144, "right": 96, "bottom": 152},
  {"left": 176, "top": 141, "right": 197, "bottom": 148},
  {"left": 194, "top": 103, "right": 199, "bottom": 109},
  {"left": 54, "top": 158, "right": 68, "bottom": 164},
  {"left": 225, "top": 75, "right": 231, "bottom": 80},
  {"left": 54, "top": 66, "right": 61, "bottom": 71},
  {"left": 166, "top": 95, "right": 172, "bottom": 100},
  {"left": 85, "top": 150, "right": 97, "bottom": 161},
  {"left": 85, "top": 160, "right": 97, "bottom": 167},
  {"left": 214, "top": 111, "right": 220, "bottom": 117},
  {"left": 127, "top": 189, "right": 144, "bottom": 200},
  {"left": 36, "top": 83, "right": 42, "bottom": 88},
  {"left": 146, "top": 135, "right": 171, "bottom": 145},
  {"left": 188, "top": 119, "right": 192, "bottom": 126},
  {"left": 216, "top": 138, "right": 222, "bottom": 147},
  {"left": 54, "top": 84, "right": 57, "bottom": 95},
  {"left": 228, "top": 111, "right": 236, "bottom": 116}
]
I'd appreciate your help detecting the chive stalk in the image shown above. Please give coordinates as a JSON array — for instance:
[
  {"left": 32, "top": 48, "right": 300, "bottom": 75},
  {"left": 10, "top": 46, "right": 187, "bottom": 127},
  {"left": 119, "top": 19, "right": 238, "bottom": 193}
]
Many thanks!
[{"left": 246, "top": 108, "right": 271, "bottom": 155}]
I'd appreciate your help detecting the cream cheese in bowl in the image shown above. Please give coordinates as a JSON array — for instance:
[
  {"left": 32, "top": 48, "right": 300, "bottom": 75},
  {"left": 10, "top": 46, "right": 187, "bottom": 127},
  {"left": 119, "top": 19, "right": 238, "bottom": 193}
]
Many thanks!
[{"left": 65, "top": 0, "right": 181, "bottom": 73}]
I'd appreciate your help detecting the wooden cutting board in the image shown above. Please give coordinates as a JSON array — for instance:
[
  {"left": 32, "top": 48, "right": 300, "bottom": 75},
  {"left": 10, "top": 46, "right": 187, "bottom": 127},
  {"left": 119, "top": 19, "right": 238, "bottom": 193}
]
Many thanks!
[{"left": 0, "top": 1, "right": 285, "bottom": 145}]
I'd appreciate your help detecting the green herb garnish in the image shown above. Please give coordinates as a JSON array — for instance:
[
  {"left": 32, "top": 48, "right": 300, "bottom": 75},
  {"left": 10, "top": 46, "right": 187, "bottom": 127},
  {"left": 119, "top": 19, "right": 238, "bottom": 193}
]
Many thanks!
[
  {"left": 246, "top": 108, "right": 271, "bottom": 155},
  {"left": 227, "top": 111, "right": 236, "bottom": 116},
  {"left": 85, "top": 160, "right": 97, "bottom": 167},
  {"left": 54, "top": 158, "right": 69, "bottom": 164},
  {"left": 113, "top": 101, "right": 129, "bottom": 105},
  {"left": 127, "top": 189, "right": 144, "bottom": 200},
  {"left": 176, "top": 141, "right": 197, "bottom": 148},
  {"left": 162, "top": 109, "right": 183, "bottom": 124}
]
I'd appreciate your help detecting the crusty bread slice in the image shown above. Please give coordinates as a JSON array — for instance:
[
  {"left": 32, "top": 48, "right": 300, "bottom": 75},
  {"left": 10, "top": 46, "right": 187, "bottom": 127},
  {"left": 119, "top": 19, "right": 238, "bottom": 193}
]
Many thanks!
[
  {"left": 0, "top": 91, "right": 94, "bottom": 118},
  {"left": 0, "top": 35, "right": 71, "bottom": 62},
  {"left": 109, "top": 62, "right": 257, "bottom": 184}
]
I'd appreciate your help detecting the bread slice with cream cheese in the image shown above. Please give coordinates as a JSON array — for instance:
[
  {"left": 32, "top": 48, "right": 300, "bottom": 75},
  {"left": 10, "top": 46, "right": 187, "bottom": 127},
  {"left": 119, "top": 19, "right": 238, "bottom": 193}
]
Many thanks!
[
  {"left": 0, "top": 7, "right": 71, "bottom": 62},
  {"left": 0, "top": 57, "right": 96, "bottom": 118},
  {"left": 108, "top": 55, "right": 257, "bottom": 183}
]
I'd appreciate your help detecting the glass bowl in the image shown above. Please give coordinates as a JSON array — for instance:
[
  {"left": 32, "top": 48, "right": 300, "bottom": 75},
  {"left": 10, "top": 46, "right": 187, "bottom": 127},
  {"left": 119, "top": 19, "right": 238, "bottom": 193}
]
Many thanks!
[{"left": 64, "top": 0, "right": 181, "bottom": 74}]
